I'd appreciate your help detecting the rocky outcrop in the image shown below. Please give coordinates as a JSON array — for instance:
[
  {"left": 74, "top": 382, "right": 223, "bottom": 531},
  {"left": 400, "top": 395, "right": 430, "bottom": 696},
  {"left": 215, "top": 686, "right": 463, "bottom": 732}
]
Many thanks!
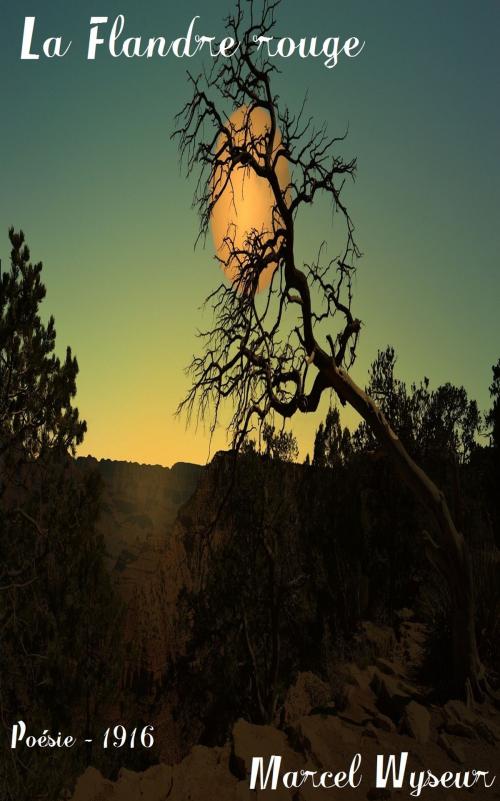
[
  {"left": 77, "top": 457, "right": 202, "bottom": 558},
  {"left": 402, "top": 701, "right": 431, "bottom": 744},
  {"left": 283, "top": 672, "right": 332, "bottom": 725},
  {"left": 69, "top": 453, "right": 500, "bottom": 792},
  {"left": 74, "top": 456, "right": 202, "bottom": 695},
  {"left": 71, "top": 700, "right": 500, "bottom": 800},
  {"left": 70, "top": 617, "right": 500, "bottom": 801}
]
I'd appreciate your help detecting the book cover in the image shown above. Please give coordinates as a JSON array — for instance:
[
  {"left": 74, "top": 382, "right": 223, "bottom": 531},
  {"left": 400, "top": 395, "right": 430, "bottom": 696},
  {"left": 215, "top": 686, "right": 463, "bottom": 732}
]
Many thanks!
[{"left": 1, "top": 2, "right": 499, "bottom": 799}]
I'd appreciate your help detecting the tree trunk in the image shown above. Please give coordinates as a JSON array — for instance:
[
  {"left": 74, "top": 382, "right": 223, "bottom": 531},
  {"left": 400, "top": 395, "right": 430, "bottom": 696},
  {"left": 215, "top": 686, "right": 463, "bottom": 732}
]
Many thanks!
[
  {"left": 324, "top": 361, "right": 484, "bottom": 698},
  {"left": 450, "top": 554, "right": 484, "bottom": 699}
]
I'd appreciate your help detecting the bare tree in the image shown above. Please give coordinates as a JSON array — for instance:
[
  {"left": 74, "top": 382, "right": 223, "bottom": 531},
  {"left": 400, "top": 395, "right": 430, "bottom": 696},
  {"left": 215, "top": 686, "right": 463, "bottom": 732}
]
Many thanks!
[{"left": 174, "top": 0, "right": 486, "bottom": 699}]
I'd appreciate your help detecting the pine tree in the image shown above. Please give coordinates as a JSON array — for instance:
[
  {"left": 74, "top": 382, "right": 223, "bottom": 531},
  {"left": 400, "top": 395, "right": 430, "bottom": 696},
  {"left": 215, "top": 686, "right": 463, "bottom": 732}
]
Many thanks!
[
  {"left": 0, "top": 228, "right": 85, "bottom": 469},
  {"left": 486, "top": 358, "right": 500, "bottom": 451},
  {"left": 0, "top": 229, "right": 120, "bottom": 801},
  {"left": 313, "top": 407, "right": 352, "bottom": 468}
]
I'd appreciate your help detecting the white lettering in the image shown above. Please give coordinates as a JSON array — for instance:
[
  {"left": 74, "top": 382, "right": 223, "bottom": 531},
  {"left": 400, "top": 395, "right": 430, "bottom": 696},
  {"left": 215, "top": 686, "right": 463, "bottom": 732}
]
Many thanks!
[
  {"left": 376, "top": 752, "right": 408, "bottom": 789},
  {"left": 88, "top": 17, "right": 108, "bottom": 60},
  {"left": 11, "top": 720, "right": 26, "bottom": 748},
  {"left": 249, "top": 755, "right": 282, "bottom": 790},
  {"left": 20, "top": 17, "right": 39, "bottom": 60},
  {"left": 43, "top": 37, "right": 71, "bottom": 58}
]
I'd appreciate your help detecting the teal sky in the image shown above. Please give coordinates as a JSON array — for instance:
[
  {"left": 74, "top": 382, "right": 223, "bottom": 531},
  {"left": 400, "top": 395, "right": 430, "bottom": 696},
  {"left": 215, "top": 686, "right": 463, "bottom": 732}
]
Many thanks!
[{"left": 1, "top": 0, "right": 499, "bottom": 465}]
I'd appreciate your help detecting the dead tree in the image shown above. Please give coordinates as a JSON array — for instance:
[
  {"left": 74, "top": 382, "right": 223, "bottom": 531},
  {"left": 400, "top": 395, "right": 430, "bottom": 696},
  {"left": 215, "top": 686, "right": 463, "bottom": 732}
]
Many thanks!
[{"left": 174, "top": 0, "right": 486, "bottom": 699}]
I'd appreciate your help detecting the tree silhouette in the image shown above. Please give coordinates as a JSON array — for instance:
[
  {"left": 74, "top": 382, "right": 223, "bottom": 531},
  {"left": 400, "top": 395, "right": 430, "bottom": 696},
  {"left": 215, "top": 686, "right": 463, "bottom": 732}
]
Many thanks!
[
  {"left": 1, "top": 228, "right": 87, "bottom": 589},
  {"left": 353, "top": 346, "right": 481, "bottom": 465},
  {"left": 485, "top": 358, "right": 500, "bottom": 548},
  {"left": 178, "top": 453, "right": 307, "bottom": 733},
  {"left": 313, "top": 407, "right": 352, "bottom": 468},
  {"left": 0, "top": 229, "right": 119, "bottom": 800},
  {"left": 0, "top": 228, "right": 85, "bottom": 468},
  {"left": 262, "top": 422, "right": 298, "bottom": 462},
  {"left": 175, "top": 0, "right": 487, "bottom": 698},
  {"left": 486, "top": 358, "right": 500, "bottom": 451}
]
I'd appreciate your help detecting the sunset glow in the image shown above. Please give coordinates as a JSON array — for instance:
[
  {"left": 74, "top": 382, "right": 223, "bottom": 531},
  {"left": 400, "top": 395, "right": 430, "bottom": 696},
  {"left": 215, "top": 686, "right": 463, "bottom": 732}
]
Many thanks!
[{"left": 210, "top": 105, "right": 289, "bottom": 292}]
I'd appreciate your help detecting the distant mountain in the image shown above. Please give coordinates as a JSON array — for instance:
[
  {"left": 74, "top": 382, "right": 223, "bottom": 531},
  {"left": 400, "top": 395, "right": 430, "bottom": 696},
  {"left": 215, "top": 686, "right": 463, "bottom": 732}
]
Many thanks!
[{"left": 77, "top": 457, "right": 203, "bottom": 560}]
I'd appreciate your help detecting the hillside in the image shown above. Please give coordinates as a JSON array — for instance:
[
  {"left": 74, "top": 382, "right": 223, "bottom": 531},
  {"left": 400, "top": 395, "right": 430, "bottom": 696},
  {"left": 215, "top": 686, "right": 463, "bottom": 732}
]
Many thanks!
[
  {"left": 76, "top": 456, "right": 203, "bottom": 696},
  {"left": 68, "top": 450, "right": 499, "bottom": 794}
]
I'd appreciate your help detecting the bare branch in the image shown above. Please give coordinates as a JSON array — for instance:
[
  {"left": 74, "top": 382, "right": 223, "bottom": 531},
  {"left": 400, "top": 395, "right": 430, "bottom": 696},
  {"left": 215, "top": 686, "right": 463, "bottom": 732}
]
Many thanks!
[{"left": 173, "top": 0, "right": 359, "bottom": 445}]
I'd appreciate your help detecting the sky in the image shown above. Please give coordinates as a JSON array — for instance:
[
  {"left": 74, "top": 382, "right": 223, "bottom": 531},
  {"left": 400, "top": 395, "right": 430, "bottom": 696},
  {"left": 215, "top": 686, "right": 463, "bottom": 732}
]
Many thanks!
[{"left": 1, "top": 0, "right": 499, "bottom": 466}]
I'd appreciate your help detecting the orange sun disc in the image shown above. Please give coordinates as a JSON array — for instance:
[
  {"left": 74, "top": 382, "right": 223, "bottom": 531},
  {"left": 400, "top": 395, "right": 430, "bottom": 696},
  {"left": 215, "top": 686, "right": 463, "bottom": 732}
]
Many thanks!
[{"left": 210, "top": 105, "right": 290, "bottom": 293}]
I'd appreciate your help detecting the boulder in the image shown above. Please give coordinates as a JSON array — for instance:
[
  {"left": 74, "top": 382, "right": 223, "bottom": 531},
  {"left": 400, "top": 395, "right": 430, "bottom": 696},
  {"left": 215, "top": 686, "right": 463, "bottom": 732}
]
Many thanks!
[
  {"left": 113, "top": 769, "right": 141, "bottom": 801},
  {"left": 232, "top": 720, "right": 304, "bottom": 801},
  {"left": 371, "top": 712, "right": 396, "bottom": 733},
  {"left": 137, "top": 764, "right": 174, "bottom": 801},
  {"left": 341, "top": 662, "right": 376, "bottom": 693},
  {"left": 443, "top": 699, "right": 499, "bottom": 744},
  {"left": 402, "top": 701, "right": 431, "bottom": 744},
  {"left": 437, "top": 732, "right": 465, "bottom": 765},
  {"left": 443, "top": 700, "right": 475, "bottom": 726},
  {"left": 71, "top": 750, "right": 241, "bottom": 801},
  {"left": 283, "top": 671, "right": 332, "bottom": 724},
  {"left": 291, "top": 713, "right": 358, "bottom": 768},
  {"left": 443, "top": 701, "right": 477, "bottom": 740},
  {"left": 172, "top": 744, "right": 240, "bottom": 801},
  {"left": 370, "top": 670, "right": 413, "bottom": 721},
  {"left": 339, "top": 685, "right": 377, "bottom": 726},
  {"left": 71, "top": 767, "right": 114, "bottom": 801},
  {"left": 231, "top": 719, "right": 302, "bottom": 779}
]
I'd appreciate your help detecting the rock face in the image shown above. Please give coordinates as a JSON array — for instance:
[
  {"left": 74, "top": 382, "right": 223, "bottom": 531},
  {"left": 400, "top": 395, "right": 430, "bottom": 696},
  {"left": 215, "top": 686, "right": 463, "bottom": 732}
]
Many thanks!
[
  {"left": 69, "top": 615, "right": 500, "bottom": 801},
  {"left": 70, "top": 697, "right": 500, "bottom": 801},
  {"left": 67, "top": 453, "right": 499, "bottom": 799},
  {"left": 76, "top": 456, "right": 202, "bottom": 693},
  {"left": 77, "top": 457, "right": 202, "bottom": 561}
]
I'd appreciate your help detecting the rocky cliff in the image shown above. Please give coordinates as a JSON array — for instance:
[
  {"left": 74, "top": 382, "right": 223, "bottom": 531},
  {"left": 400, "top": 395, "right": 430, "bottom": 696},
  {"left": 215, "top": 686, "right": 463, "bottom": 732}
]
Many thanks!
[
  {"left": 72, "top": 451, "right": 499, "bottom": 780},
  {"left": 76, "top": 456, "right": 203, "bottom": 695},
  {"left": 71, "top": 613, "right": 500, "bottom": 800}
]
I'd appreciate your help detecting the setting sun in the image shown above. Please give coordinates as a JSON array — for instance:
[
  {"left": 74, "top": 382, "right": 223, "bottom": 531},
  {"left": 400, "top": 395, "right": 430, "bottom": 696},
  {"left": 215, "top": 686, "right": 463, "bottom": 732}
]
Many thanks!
[{"left": 210, "top": 105, "right": 289, "bottom": 292}]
